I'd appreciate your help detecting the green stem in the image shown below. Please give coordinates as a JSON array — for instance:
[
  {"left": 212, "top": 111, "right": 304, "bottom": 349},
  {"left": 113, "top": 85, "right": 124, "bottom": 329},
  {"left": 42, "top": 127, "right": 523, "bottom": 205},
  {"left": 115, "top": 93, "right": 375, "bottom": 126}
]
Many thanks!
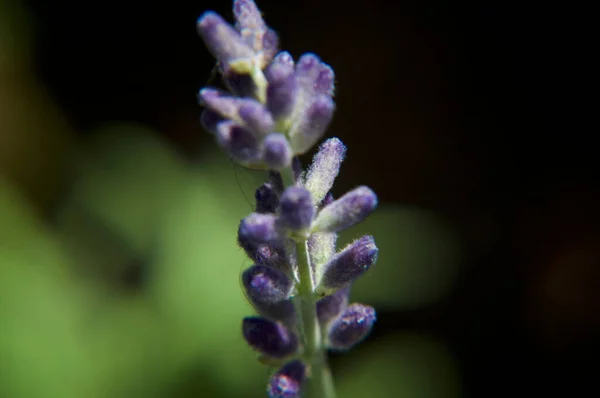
[{"left": 295, "top": 237, "right": 337, "bottom": 398}]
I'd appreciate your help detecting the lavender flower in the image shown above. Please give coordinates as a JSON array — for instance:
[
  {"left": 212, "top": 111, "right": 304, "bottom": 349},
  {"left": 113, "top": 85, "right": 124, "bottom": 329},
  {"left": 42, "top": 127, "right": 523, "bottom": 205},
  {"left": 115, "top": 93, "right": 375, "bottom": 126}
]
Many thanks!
[
  {"left": 268, "top": 360, "right": 307, "bottom": 398},
  {"left": 197, "top": 1, "right": 380, "bottom": 396}
]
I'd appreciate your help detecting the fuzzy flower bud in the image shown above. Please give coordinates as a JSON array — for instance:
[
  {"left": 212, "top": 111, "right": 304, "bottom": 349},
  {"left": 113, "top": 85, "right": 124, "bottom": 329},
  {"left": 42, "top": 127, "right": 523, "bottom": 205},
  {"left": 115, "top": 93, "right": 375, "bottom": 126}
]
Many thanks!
[
  {"left": 262, "top": 133, "right": 293, "bottom": 169},
  {"left": 255, "top": 182, "right": 280, "bottom": 213},
  {"left": 243, "top": 265, "right": 293, "bottom": 304},
  {"left": 199, "top": 88, "right": 274, "bottom": 135},
  {"left": 238, "top": 213, "right": 281, "bottom": 248},
  {"left": 317, "top": 286, "right": 349, "bottom": 325},
  {"left": 243, "top": 317, "right": 298, "bottom": 358},
  {"left": 316, "top": 235, "right": 378, "bottom": 295},
  {"left": 266, "top": 52, "right": 298, "bottom": 120},
  {"left": 233, "top": 0, "right": 278, "bottom": 62},
  {"left": 215, "top": 120, "right": 261, "bottom": 164},
  {"left": 295, "top": 53, "right": 335, "bottom": 97},
  {"left": 304, "top": 138, "right": 346, "bottom": 204},
  {"left": 278, "top": 187, "right": 315, "bottom": 232},
  {"left": 289, "top": 94, "right": 335, "bottom": 154},
  {"left": 327, "top": 303, "right": 376, "bottom": 350},
  {"left": 312, "top": 186, "right": 378, "bottom": 233},
  {"left": 267, "top": 360, "right": 306, "bottom": 398},
  {"left": 197, "top": 11, "right": 255, "bottom": 74}
]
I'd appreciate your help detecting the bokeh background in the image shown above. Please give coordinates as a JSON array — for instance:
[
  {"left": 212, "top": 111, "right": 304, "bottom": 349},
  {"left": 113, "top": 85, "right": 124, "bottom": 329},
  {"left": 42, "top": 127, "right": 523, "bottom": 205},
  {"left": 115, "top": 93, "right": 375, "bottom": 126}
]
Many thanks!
[{"left": 1, "top": 0, "right": 597, "bottom": 397}]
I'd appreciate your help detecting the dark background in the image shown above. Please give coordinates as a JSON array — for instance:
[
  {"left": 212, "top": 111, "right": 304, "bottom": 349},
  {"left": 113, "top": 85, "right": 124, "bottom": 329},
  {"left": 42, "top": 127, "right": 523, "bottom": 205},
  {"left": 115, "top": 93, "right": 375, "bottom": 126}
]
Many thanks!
[{"left": 24, "top": 0, "right": 598, "bottom": 396}]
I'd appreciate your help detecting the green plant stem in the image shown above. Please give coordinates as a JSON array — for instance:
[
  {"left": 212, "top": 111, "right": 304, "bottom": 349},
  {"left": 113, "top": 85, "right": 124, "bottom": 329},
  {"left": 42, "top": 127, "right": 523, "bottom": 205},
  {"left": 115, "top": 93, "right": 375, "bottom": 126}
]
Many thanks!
[{"left": 295, "top": 235, "right": 337, "bottom": 398}]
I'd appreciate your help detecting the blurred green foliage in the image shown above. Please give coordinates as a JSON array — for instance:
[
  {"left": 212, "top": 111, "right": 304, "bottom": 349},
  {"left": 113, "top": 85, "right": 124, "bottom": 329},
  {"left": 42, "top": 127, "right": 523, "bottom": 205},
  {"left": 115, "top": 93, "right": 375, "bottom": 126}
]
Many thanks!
[{"left": 0, "top": 1, "right": 462, "bottom": 397}]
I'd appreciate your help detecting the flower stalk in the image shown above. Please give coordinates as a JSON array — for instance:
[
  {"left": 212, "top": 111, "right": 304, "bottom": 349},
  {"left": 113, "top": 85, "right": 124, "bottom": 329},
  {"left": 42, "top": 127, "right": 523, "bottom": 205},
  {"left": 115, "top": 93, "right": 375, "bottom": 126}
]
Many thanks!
[{"left": 197, "top": 1, "right": 379, "bottom": 396}]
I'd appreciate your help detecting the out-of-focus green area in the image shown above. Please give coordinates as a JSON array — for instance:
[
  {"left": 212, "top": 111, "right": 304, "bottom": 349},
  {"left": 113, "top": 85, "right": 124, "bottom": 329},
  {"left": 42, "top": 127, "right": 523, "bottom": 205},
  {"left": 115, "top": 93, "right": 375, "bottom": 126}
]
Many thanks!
[{"left": 0, "top": 1, "right": 461, "bottom": 397}]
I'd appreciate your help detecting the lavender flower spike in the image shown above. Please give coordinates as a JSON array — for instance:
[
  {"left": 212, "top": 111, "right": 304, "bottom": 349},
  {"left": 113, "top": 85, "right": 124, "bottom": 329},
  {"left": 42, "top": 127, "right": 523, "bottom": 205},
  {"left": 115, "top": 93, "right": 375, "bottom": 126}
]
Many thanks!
[
  {"left": 312, "top": 186, "right": 378, "bottom": 233},
  {"left": 242, "top": 265, "right": 293, "bottom": 304},
  {"left": 243, "top": 317, "right": 298, "bottom": 358},
  {"left": 316, "top": 235, "right": 378, "bottom": 296},
  {"left": 267, "top": 360, "right": 307, "bottom": 398},
  {"left": 304, "top": 137, "right": 347, "bottom": 204},
  {"left": 197, "top": 1, "right": 381, "bottom": 396},
  {"left": 327, "top": 303, "right": 376, "bottom": 351}
]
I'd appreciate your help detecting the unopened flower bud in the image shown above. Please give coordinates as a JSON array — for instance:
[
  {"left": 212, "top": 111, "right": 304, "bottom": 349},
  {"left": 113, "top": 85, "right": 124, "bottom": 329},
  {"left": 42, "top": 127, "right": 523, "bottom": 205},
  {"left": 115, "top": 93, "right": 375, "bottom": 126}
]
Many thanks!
[
  {"left": 243, "top": 265, "right": 293, "bottom": 304},
  {"left": 289, "top": 94, "right": 335, "bottom": 154},
  {"left": 262, "top": 133, "right": 293, "bottom": 170},
  {"left": 243, "top": 317, "right": 298, "bottom": 358},
  {"left": 312, "top": 186, "right": 377, "bottom": 233},
  {"left": 327, "top": 303, "right": 376, "bottom": 350},
  {"left": 316, "top": 286, "right": 349, "bottom": 325},
  {"left": 278, "top": 187, "right": 315, "bottom": 231},
  {"left": 304, "top": 138, "right": 346, "bottom": 204},
  {"left": 317, "top": 235, "right": 378, "bottom": 295},
  {"left": 267, "top": 360, "right": 306, "bottom": 398}
]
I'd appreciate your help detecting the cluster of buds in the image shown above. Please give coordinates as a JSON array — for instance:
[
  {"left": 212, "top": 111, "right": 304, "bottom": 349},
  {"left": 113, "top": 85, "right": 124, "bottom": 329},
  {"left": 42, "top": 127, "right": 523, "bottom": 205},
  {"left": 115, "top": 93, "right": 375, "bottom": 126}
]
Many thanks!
[
  {"left": 197, "top": 1, "right": 379, "bottom": 397},
  {"left": 198, "top": 0, "right": 335, "bottom": 170}
]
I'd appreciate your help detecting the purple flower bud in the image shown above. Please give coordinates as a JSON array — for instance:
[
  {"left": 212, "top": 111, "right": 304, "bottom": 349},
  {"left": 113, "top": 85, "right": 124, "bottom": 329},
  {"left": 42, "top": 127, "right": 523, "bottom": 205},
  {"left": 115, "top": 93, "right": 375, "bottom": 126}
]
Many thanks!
[
  {"left": 266, "top": 54, "right": 298, "bottom": 119},
  {"left": 278, "top": 187, "right": 315, "bottom": 231},
  {"left": 261, "top": 29, "right": 279, "bottom": 63},
  {"left": 199, "top": 88, "right": 273, "bottom": 134},
  {"left": 262, "top": 133, "right": 293, "bottom": 170},
  {"left": 255, "top": 182, "right": 280, "bottom": 213},
  {"left": 317, "top": 286, "right": 349, "bottom": 325},
  {"left": 243, "top": 317, "right": 298, "bottom": 358},
  {"left": 267, "top": 360, "right": 306, "bottom": 398},
  {"left": 327, "top": 303, "right": 376, "bottom": 350},
  {"left": 272, "top": 51, "right": 295, "bottom": 69},
  {"left": 317, "top": 235, "right": 378, "bottom": 295},
  {"left": 238, "top": 213, "right": 281, "bottom": 248},
  {"left": 216, "top": 120, "right": 261, "bottom": 164},
  {"left": 197, "top": 12, "right": 254, "bottom": 74},
  {"left": 233, "top": 0, "right": 267, "bottom": 49},
  {"left": 243, "top": 265, "right": 293, "bottom": 304},
  {"left": 312, "top": 186, "right": 378, "bottom": 233},
  {"left": 295, "top": 53, "right": 335, "bottom": 96},
  {"left": 304, "top": 138, "right": 346, "bottom": 204},
  {"left": 199, "top": 108, "right": 223, "bottom": 134},
  {"left": 238, "top": 102, "right": 275, "bottom": 134},
  {"left": 315, "top": 63, "right": 335, "bottom": 97},
  {"left": 289, "top": 94, "right": 335, "bottom": 154}
]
